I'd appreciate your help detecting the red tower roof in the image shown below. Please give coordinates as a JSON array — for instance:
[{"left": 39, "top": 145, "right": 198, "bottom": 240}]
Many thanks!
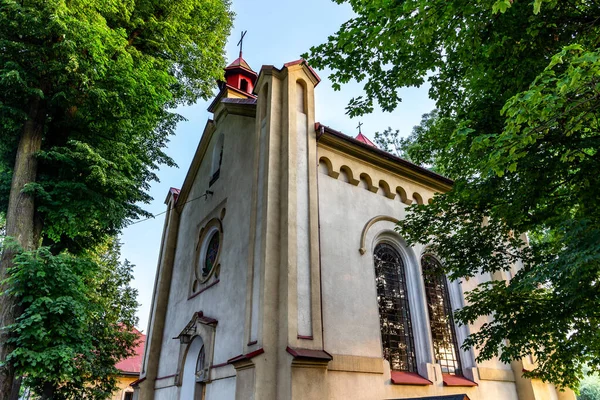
[
  {"left": 355, "top": 133, "right": 377, "bottom": 147},
  {"left": 225, "top": 56, "right": 255, "bottom": 74},
  {"left": 222, "top": 55, "right": 257, "bottom": 94}
]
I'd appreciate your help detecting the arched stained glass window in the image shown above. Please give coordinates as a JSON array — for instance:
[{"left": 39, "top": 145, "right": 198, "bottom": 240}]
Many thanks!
[
  {"left": 422, "top": 254, "right": 462, "bottom": 375},
  {"left": 374, "top": 243, "right": 417, "bottom": 372}
]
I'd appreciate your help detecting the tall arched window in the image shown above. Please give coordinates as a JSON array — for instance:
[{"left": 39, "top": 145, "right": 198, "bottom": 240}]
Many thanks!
[
  {"left": 422, "top": 254, "right": 462, "bottom": 375},
  {"left": 374, "top": 243, "right": 417, "bottom": 372}
]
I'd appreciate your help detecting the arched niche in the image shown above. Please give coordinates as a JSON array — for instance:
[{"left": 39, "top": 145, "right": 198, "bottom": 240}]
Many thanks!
[
  {"left": 412, "top": 192, "right": 424, "bottom": 205},
  {"left": 339, "top": 165, "right": 359, "bottom": 185},
  {"left": 359, "top": 172, "right": 378, "bottom": 193},
  {"left": 296, "top": 79, "right": 308, "bottom": 114},
  {"left": 378, "top": 180, "right": 395, "bottom": 199},
  {"left": 396, "top": 186, "right": 412, "bottom": 205},
  {"left": 318, "top": 156, "right": 340, "bottom": 178}
]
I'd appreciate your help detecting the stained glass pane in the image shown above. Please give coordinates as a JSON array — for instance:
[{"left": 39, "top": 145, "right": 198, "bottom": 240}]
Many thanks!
[
  {"left": 203, "top": 231, "right": 220, "bottom": 276},
  {"left": 422, "top": 255, "right": 462, "bottom": 375},
  {"left": 374, "top": 243, "right": 417, "bottom": 372},
  {"left": 195, "top": 345, "right": 205, "bottom": 382}
]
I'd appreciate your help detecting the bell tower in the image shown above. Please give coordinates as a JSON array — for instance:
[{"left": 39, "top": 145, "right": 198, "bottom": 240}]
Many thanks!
[
  {"left": 223, "top": 56, "right": 257, "bottom": 94},
  {"left": 208, "top": 31, "right": 257, "bottom": 112}
]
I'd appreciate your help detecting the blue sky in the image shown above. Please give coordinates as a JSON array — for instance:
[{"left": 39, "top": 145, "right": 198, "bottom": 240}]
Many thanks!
[{"left": 120, "top": 0, "right": 435, "bottom": 331}]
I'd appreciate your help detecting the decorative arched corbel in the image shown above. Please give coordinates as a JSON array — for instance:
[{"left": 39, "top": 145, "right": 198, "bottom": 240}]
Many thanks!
[
  {"left": 359, "top": 173, "right": 378, "bottom": 193},
  {"left": 396, "top": 186, "right": 412, "bottom": 205},
  {"left": 318, "top": 156, "right": 340, "bottom": 178},
  {"left": 412, "top": 192, "right": 424, "bottom": 205},
  {"left": 339, "top": 165, "right": 359, "bottom": 186},
  {"left": 378, "top": 180, "right": 396, "bottom": 199}
]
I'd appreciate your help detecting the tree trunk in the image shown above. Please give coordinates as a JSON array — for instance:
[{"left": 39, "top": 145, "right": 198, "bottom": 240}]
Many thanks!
[
  {"left": 0, "top": 94, "right": 46, "bottom": 400},
  {"left": 39, "top": 381, "right": 54, "bottom": 400}
]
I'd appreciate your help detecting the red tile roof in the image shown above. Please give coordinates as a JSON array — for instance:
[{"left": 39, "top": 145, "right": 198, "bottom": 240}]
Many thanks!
[
  {"left": 283, "top": 59, "right": 321, "bottom": 86},
  {"left": 355, "top": 132, "right": 377, "bottom": 147},
  {"left": 115, "top": 329, "right": 146, "bottom": 375}
]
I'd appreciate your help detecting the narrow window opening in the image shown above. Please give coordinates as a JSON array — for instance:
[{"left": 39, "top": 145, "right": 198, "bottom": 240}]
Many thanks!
[
  {"left": 422, "top": 254, "right": 462, "bottom": 375},
  {"left": 374, "top": 243, "right": 417, "bottom": 372},
  {"left": 210, "top": 134, "right": 224, "bottom": 186},
  {"left": 240, "top": 78, "right": 248, "bottom": 92}
]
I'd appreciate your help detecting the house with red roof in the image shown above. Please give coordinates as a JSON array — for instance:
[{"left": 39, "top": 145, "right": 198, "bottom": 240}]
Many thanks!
[{"left": 111, "top": 329, "right": 145, "bottom": 400}]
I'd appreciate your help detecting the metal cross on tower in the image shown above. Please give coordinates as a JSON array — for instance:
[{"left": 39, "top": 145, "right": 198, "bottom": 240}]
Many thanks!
[
  {"left": 237, "top": 30, "right": 247, "bottom": 58},
  {"left": 357, "top": 121, "right": 363, "bottom": 135}
]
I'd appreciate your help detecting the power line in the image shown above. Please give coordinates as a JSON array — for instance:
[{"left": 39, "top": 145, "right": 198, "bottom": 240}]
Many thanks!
[{"left": 127, "top": 191, "right": 213, "bottom": 226}]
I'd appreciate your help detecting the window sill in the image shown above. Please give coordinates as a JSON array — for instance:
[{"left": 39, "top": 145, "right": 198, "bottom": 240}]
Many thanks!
[
  {"left": 442, "top": 374, "right": 478, "bottom": 387},
  {"left": 390, "top": 371, "right": 432, "bottom": 385}
]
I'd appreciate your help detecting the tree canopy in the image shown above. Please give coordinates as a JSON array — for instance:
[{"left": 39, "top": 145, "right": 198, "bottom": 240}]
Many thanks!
[
  {"left": 308, "top": 0, "right": 600, "bottom": 389},
  {"left": 4, "top": 239, "right": 139, "bottom": 399},
  {"left": 0, "top": 0, "right": 232, "bottom": 252},
  {"left": 0, "top": 0, "right": 232, "bottom": 397}
]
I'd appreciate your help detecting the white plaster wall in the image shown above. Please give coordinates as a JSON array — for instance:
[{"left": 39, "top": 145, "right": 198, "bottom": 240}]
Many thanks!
[
  {"left": 154, "top": 387, "right": 178, "bottom": 400},
  {"left": 155, "top": 112, "right": 257, "bottom": 398},
  {"left": 205, "top": 376, "right": 236, "bottom": 399},
  {"left": 318, "top": 169, "right": 418, "bottom": 357},
  {"left": 317, "top": 156, "right": 520, "bottom": 399}
]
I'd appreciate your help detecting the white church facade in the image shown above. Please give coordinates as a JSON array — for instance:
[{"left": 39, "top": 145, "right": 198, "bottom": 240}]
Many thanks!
[{"left": 134, "top": 56, "right": 575, "bottom": 400}]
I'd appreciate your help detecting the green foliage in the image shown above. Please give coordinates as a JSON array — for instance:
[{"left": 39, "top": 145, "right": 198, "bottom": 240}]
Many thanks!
[
  {"left": 0, "top": 0, "right": 233, "bottom": 253},
  {"left": 309, "top": 0, "right": 600, "bottom": 389},
  {"left": 376, "top": 110, "right": 459, "bottom": 177},
  {"left": 373, "top": 128, "right": 403, "bottom": 158},
  {"left": 2, "top": 238, "right": 139, "bottom": 399},
  {"left": 307, "top": 0, "right": 597, "bottom": 118},
  {"left": 579, "top": 365, "right": 600, "bottom": 400}
]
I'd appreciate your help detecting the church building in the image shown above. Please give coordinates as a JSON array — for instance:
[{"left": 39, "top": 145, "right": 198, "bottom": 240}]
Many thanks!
[{"left": 134, "top": 54, "right": 575, "bottom": 400}]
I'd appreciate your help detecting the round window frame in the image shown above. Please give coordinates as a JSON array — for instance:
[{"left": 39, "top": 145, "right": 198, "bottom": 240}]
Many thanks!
[{"left": 195, "top": 218, "right": 223, "bottom": 285}]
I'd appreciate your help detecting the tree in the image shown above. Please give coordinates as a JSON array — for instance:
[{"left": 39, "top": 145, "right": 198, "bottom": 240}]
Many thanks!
[
  {"left": 0, "top": 0, "right": 232, "bottom": 397},
  {"left": 579, "top": 364, "right": 600, "bottom": 400},
  {"left": 3, "top": 238, "right": 139, "bottom": 399},
  {"left": 374, "top": 110, "right": 458, "bottom": 177},
  {"left": 307, "top": 0, "right": 600, "bottom": 389}
]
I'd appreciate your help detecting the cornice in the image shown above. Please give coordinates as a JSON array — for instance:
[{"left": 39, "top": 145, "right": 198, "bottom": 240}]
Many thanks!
[
  {"left": 213, "top": 100, "right": 257, "bottom": 124},
  {"left": 317, "top": 127, "right": 453, "bottom": 193}
]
